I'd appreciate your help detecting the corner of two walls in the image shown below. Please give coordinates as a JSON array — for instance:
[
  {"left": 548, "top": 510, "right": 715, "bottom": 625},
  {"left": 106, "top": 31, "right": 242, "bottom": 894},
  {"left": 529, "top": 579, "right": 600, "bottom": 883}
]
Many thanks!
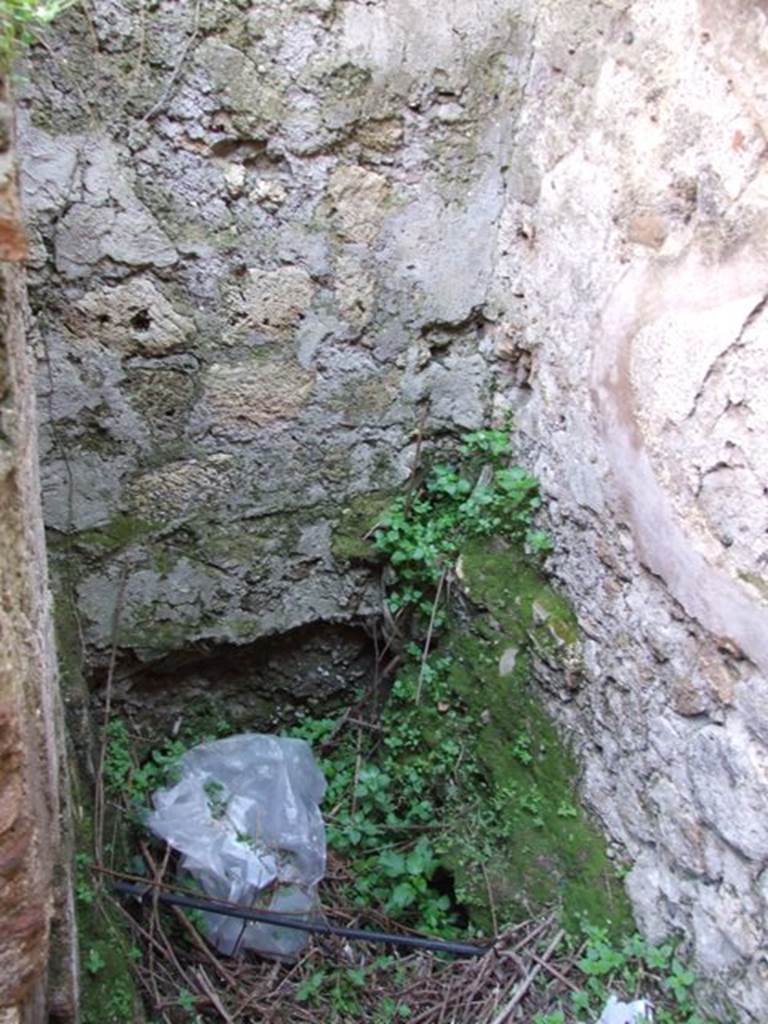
[
  {"left": 13, "top": 0, "right": 768, "bottom": 1020},
  {"left": 0, "top": 77, "right": 76, "bottom": 1023}
]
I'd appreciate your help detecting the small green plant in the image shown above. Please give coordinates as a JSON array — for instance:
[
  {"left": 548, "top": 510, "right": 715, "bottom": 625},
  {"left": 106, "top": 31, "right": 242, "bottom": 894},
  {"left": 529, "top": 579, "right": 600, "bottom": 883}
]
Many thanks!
[
  {"left": 105, "top": 981, "right": 133, "bottom": 1021},
  {"left": 536, "top": 926, "right": 717, "bottom": 1024},
  {"left": 176, "top": 987, "right": 204, "bottom": 1022},
  {"left": 556, "top": 800, "right": 578, "bottom": 819},
  {"left": 75, "top": 851, "right": 96, "bottom": 905},
  {"left": 511, "top": 730, "right": 534, "bottom": 765},
  {"left": 374, "top": 999, "right": 413, "bottom": 1023},
  {"left": 183, "top": 907, "right": 207, "bottom": 935},
  {"left": 461, "top": 428, "right": 515, "bottom": 462},
  {"left": 84, "top": 946, "right": 106, "bottom": 976},
  {"left": 294, "top": 960, "right": 413, "bottom": 1022},
  {"left": 103, "top": 718, "right": 185, "bottom": 814},
  {"left": 373, "top": 427, "right": 549, "bottom": 618},
  {"left": 295, "top": 968, "right": 327, "bottom": 1004},
  {"left": 177, "top": 989, "right": 195, "bottom": 1012},
  {"left": 0, "top": 0, "right": 76, "bottom": 67},
  {"left": 526, "top": 528, "right": 555, "bottom": 555}
]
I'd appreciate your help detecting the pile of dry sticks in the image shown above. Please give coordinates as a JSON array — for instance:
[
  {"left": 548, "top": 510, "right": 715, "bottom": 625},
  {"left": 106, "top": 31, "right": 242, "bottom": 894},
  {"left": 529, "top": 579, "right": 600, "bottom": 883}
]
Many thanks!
[{"left": 100, "top": 842, "right": 583, "bottom": 1024}]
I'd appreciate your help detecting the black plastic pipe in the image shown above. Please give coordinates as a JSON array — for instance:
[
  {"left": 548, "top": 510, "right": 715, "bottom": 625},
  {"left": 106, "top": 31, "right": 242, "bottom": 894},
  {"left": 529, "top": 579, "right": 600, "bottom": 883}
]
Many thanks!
[{"left": 113, "top": 880, "right": 490, "bottom": 958}]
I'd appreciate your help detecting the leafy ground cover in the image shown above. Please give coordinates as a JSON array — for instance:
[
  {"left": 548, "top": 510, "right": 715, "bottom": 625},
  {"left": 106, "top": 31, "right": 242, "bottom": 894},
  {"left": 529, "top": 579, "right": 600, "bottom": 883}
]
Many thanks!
[{"left": 82, "top": 427, "right": 718, "bottom": 1023}]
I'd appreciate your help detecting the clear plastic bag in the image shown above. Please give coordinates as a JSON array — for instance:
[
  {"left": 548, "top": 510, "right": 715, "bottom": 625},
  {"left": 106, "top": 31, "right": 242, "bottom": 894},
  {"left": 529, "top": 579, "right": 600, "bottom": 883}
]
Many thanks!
[{"left": 146, "top": 733, "right": 326, "bottom": 958}]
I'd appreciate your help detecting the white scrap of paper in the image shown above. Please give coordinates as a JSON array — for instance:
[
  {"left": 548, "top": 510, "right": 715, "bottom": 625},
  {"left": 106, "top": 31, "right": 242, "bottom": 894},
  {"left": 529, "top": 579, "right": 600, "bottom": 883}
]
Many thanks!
[{"left": 596, "top": 995, "right": 654, "bottom": 1024}]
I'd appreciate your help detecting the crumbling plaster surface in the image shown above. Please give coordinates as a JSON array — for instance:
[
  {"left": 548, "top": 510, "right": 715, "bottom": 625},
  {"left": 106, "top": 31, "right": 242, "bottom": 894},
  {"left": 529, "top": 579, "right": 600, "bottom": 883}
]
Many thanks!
[
  {"left": 499, "top": 0, "right": 768, "bottom": 1018},
  {"left": 17, "top": 0, "right": 768, "bottom": 1018}
]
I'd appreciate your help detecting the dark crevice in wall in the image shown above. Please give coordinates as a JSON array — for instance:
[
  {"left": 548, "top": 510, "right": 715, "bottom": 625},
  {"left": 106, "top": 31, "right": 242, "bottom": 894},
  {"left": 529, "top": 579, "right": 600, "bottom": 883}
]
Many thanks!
[{"left": 90, "top": 620, "right": 378, "bottom": 738}]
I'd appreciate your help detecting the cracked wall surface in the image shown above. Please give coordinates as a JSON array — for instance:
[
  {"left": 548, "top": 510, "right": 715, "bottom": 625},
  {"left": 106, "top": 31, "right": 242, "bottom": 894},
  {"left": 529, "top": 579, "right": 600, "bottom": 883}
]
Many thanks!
[
  {"left": 20, "top": 0, "right": 525, "bottom": 688},
  {"left": 16, "top": 0, "right": 768, "bottom": 1019}
]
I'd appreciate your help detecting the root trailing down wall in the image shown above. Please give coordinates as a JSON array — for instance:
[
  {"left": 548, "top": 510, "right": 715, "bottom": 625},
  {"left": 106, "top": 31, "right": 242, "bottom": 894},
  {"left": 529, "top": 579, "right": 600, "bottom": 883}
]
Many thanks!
[{"left": 16, "top": 1, "right": 768, "bottom": 1020}]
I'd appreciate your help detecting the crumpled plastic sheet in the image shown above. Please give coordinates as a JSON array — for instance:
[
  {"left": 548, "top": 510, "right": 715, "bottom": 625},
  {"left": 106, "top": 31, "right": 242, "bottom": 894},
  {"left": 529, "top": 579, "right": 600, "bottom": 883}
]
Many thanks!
[
  {"left": 146, "top": 733, "right": 326, "bottom": 958},
  {"left": 596, "top": 995, "right": 654, "bottom": 1023}
]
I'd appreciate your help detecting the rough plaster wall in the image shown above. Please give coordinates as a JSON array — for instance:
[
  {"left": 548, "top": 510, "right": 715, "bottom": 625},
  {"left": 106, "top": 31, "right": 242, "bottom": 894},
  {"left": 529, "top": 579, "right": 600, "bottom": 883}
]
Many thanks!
[
  {"left": 17, "top": 0, "right": 768, "bottom": 1019},
  {"left": 497, "top": 1, "right": 768, "bottom": 1018},
  {"left": 0, "top": 82, "right": 75, "bottom": 1023},
  {"left": 19, "top": 0, "right": 525, "bottom": 693}
]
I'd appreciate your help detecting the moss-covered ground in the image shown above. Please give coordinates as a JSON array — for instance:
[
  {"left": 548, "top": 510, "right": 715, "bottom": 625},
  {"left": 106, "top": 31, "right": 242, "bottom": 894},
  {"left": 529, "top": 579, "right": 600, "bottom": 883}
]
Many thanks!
[
  {"left": 291, "top": 532, "right": 632, "bottom": 940},
  {"left": 440, "top": 540, "right": 631, "bottom": 935}
]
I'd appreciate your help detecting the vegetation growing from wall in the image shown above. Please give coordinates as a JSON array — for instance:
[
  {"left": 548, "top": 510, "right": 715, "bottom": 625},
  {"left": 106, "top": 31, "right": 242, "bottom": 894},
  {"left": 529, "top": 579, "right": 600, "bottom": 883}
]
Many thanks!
[
  {"left": 372, "top": 427, "right": 551, "bottom": 619},
  {"left": 293, "top": 428, "right": 628, "bottom": 938},
  {"left": 0, "top": 0, "right": 74, "bottom": 67},
  {"left": 67, "top": 426, "right": 716, "bottom": 1023}
]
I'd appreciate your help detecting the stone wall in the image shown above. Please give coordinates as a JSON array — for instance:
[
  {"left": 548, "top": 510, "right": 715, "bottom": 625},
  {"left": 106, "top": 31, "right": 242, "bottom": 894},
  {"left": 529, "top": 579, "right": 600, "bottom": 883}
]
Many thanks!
[
  {"left": 19, "top": 0, "right": 525, "bottom": 694},
  {"left": 0, "top": 79, "right": 75, "bottom": 1023},
  {"left": 17, "top": 0, "right": 768, "bottom": 1019},
  {"left": 500, "top": 2, "right": 768, "bottom": 1019}
]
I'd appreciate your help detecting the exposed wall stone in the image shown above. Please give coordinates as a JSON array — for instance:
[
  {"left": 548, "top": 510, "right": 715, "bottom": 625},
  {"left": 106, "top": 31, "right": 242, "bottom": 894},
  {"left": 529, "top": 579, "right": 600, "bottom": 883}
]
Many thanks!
[
  {"left": 17, "top": 0, "right": 768, "bottom": 1019},
  {"left": 0, "top": 80, "right": 75, "bottom": 1023},
  {"left": 19, "top": 0, "right": 520, "bottom": 680}
]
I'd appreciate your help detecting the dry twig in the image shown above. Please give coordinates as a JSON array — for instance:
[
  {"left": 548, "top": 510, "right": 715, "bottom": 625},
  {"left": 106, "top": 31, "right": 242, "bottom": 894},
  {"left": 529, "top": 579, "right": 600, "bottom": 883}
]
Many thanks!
[{"left": 489, "top": 928, "right": 565, "bottom": 1024}]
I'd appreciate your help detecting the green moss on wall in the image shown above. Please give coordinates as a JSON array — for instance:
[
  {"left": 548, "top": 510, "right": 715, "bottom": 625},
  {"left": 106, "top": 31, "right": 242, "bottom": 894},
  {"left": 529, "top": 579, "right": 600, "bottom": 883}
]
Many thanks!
[
  {"left": 70, "top": 514, "right": 161, "bottom": 553},
  {"left": 459, "top": 537, "right": 580, "bottom": 653},
  {"left": 439, "top": 540, "right": 632, "bottom": 937},
  {"left": 331, "top": 491, "right": 393, "bottom": 562}
]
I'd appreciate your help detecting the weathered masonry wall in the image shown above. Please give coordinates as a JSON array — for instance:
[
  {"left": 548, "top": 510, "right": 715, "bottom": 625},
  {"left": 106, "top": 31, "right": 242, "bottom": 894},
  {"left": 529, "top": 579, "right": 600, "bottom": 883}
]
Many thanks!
[
  {"left": 19, "top": 0, "right": 524, "bottom": 703},
  {"left": 0, "top": 81, "right": 75, "bottom": 1023},
  {"left": 500, "top": 2, "right": 768, "bottom": 1020},
  {"left": 17, "top": 0, "right": 768, "bottom": 1020}
]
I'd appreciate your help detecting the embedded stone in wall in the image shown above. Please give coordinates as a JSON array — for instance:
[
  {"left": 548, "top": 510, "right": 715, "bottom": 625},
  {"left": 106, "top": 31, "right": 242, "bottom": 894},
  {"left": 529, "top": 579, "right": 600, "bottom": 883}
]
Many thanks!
[
  {"left": 419, "top": 352, "right": 487, "bottom": 430},
  {"left": 244, "top": 266, "right": 315, "bottom": 335},
  {"left": 326, "top": 164, "right": 390, "bottom": 244},
  {"left": 203, "top": 360, "right": 315, "bottom": 431},
  {"left": 51, "top": 137, "right": 177, "bottom": 277},
  {"left": 73, "top": 278, "right": 194, "bottom": 357},
  {"left": 128, "top": 454, "right": 237, "bottom": 522},
  {"left": 43, "top": 451, "right": 131, "bottom": 533},
  {"left": 352, "top": 116, "right": 404, "bottom": 154},
  {"left": 688, "top": 719, "right": 768, "bottom": 863},
  {"left": 334, "top": 252, "right": 376, "bottom": 330}
]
